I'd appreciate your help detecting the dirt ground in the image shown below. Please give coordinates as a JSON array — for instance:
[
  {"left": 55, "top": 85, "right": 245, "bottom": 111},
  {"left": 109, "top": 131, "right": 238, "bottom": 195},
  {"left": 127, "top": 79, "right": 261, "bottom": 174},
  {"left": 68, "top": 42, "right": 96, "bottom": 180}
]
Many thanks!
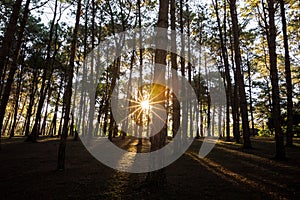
[{"left": 0, "top": 136, "right": 299, "bottom": 200}]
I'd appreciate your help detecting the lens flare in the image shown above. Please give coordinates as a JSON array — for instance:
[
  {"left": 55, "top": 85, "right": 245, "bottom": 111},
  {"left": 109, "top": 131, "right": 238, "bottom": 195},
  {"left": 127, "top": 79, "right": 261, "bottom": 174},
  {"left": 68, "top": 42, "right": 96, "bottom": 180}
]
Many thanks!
[{"left": 141, "top": 100, "right": 150, "bottom": 110}]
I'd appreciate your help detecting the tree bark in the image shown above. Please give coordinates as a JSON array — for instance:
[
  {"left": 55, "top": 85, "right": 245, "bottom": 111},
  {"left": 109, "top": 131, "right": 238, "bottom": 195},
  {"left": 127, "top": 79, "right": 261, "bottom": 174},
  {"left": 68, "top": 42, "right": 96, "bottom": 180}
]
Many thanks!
[
  {"left": 0, "top": 0, "right": 30, "bottom": 148},
  {"left": 28, "top": 0, "right": 58, "bottom": 142},
  {"left": 279, "top": 0, "right": 293, "bottom": 147},
  {"left": 49, "top": 79, "right": 63, "bottom": 136},
  {"left": 147, "top": 0, "right": 169, "bottom": 186},
  {"left": 107, "top": 0, "right": 121, "bottom": 141},
  {"left": 179, "top": 0, "right": 188, "bottom": 139},
  {"left": 138, "top": 0, "right": 143, "bottom": 145},
  {"left": 57, "top": 0, "right": 81, "bottom": 170},
  {"left": 213, "top": 0, "right": 232, "bottom": 141},
  {"left": 229, "top": 0, "right": 251, "bottom": 148},
  {"left": 9, "top": 63, "right": 23, "bottom": 138},
  {"left": 24, "top": 66, "right": 38, "bottom": 136},
  {"left": 0, "top": 0, "right": 23, "bottom": 80},
  {"left": 267, "top": 0, "right": 285, "bottom": 158},
  {"left": 247, "top": 55, "right": 255, "bottom": 135},
  {"left": 229, "top": 25, "right": 240, "bottom": 143},
  {"left": 170, "top": 0, "right": 180, "bottom": 139}
]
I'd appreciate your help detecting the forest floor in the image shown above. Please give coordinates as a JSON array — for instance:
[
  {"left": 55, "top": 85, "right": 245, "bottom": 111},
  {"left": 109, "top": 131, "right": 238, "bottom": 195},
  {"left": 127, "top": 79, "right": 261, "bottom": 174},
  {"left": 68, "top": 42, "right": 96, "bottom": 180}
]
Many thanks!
[{"left": 0, "top": 136, "right": 299, "bottom": 200}]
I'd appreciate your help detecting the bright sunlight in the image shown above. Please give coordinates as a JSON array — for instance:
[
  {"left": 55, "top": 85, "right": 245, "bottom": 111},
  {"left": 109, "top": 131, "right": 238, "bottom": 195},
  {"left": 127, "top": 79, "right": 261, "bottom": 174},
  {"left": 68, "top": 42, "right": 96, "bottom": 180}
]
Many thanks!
[{"left": 141, "top": 100, "right": 150, "bottom": 110}]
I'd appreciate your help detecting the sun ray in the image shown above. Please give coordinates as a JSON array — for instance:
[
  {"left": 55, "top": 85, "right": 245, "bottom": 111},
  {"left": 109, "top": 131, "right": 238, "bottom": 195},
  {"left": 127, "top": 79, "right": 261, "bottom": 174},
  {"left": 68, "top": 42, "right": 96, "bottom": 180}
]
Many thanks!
[
  {"left": 151, "top": 109, "right": 167, "bottom": 124},
  {"left": 148, "top": 100, "right": 166, "bottom": 105},
  {"left": 149, "top": 86, "right": 166, "bottom": 100},
  {"left": 110, "top": 83, "right": 172, "bottom": 134},
  {"left": 115, "top": 107, "right": 142, "bottom": 125}
]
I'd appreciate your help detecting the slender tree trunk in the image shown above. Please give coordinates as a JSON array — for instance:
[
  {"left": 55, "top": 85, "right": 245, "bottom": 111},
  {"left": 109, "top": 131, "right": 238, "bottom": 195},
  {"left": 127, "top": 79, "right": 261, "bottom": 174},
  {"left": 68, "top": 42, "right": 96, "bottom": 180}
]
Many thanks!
[
  {"left": 0, "top": 0, "right": 23, "bottom": 80},
  {"left": 0, "top": 0, "right": 30, "bottom": 148},
  {"left": 229, "top": 0, "right": 251, "bottom": 148},
  {"left": 207, "top": 93, "right": 211, "bottom": 136},
  {"left": 267, "top": 0, "right": 285, "bottom": 158},
  {"left": 49, "top": 19, "right": 63, "bottom": 137},
  {"left": 87, "top": 0, "right": 97, "bottom": 136},
  {"left": 16, "top": 96, "right": 26, "bottom": 135},
  {"left": 196, "top": 14, "right": 204, "bottom": 139},
  {"left": 3, "top": 113, "right": 12, "bottom": 136},
  {"left": 24, "top": 67, "right": 38, "bottom": 136},
  {"left": 247, "top": 56, "right": 255, "bottom": 135},
  {"left": 218, "top": 104, "right": 223, "bottom": 138},
  {"left": 186, "top": 4, "right": 194, "bottom": 138},
  {"left": 212, "top": 105, "right": 216, "bottom": 136},
  {"left": 179, "top": 0, "right": 187, "bottom": 139},
  {"left": 9, "top": 63, "right": 23, "bottom": 138},
  {"left": 213, "top": 0, "right": 232, "bottom": 141},
  {"left": 147, "top": 0, "right": 169, "bottom": 186},
  {"left": 170, "top": 0, "right": 180, "bottom": 139},
  {"left": 108, "top": 60, "right": 119, "bottom": 141},
  {"left": 40, "top": 90, "right": 52, "bottom": 136},
  {"left": 200, "top": 100, "right": 204, "bottom": 137},
  {"left": 58, "top": 101, "right": 65, "bottom": 137},
  {"left": 204, "top": 55, "right": 211, "bottom": 137},
  {"left": 77, "top": 0, "right": 90, "bottom": 137},
  {"left": 28, "top": 0, "right": 58, "bottom": 142},
  {"left": 57, "top": 0, "right": 81, "bottom": 170},
  {"left": 229, "top": 25, "right": 240, "bottom": 143},
  {"left": 122, "top": 44, "right": 135, "bottom": 139},
  {"left": 218, "top": 76, "right": 223, "bottom": 138},
  {"left": 0, "top": 63, "right": 9, "bottom": 97},
  {"left": 50, "top": 78, "right": 63, "bottom": 136},
  {"left": 138, "top": 0, "right": 143, "bottom": 145},
  {"left": 279, "top": 0, "right": 293, "bottom": 146},
  {"left": 107, "top": 0, "right": 121, "bottom": 141},
  {"left": 233, "top": 83, "right": 240, "bottom": 141}
]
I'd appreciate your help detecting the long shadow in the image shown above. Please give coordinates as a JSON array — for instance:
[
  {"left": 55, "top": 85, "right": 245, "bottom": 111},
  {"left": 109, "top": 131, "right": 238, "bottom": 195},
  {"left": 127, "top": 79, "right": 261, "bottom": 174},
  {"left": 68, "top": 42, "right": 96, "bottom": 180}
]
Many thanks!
[
  {"left": 184, "top": 138, "right": 300, "bottom": 199},
  {"left": 186, "top": 151, "right": 289, "bottom": 199},
  {"left": 212, "top": 142, "right": 300, "bottom": 174}
]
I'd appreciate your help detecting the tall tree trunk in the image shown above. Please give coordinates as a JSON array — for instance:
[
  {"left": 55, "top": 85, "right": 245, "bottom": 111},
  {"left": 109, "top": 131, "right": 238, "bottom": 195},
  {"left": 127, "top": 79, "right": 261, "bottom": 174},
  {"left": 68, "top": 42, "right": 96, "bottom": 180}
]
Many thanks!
[
  {"left": 229, "top": 25, "right": 240, "bottom": 143},
  {"left": 229, "top": 0, "right": 251, "bottom": 148},
  {"left": 107, "top": 0, "right": 120, "bottom": 141},
  {"left": 9, "top": 63, "right": 23, "bottom": 138},
  {"left": 122, "top": 40, "right": 135, "bottom": 139},
  {"left": 57, "top": 0, "right": 81, "bottom": 170},
  {"left": 0, "top": 0, "right": 23, "bottom": 80},
  {"left": 0, "top": 63, "right": 9, "bottom": 97},
  {"left": 196, "top": 12, "right": 204, "bottom": 139},
  {"left": 40, "top": 90, "right": 52, "bottom": 136},
  {"left": 267, "top": 0, "right": 285, "bottom": 158},
  {"left": 28, "top": 0, "right": 58, "bottom": 142},
  {"left": 87, "top": 0, "right": 96, "bottom": 136},
  {"left": 0, "top": 0, "right": 30, "bottom": 148},
  {"left": 200, "top": 100, "right": 204, "bottom": 137},
  {"left": 213, "top": 0, "right": 232, "bottom": 141},
  {"left": 24, "top": 66, "right": 38, "bottom": 136},
  {"left": 147, "top": 0, "right": 169, "bottom": 186},
  {"left": 186, "top": 4, "right": 194, "bottom": 138},
  {"left": 247, "top": 55, "right": 255, "bottom": 135},
  {"left": 179, "top": 0, "right": 187, "bottom": 139},
  {"left": 137, "top": 0, "right": 143, "bottom": 145},
  {"left": 279, "top": 0, "right": 293, "bottom": 147},
  {"left": 57, "top": 100, "right": 65, "bottom": 137},
  {"left": 49, "top": 80, "right": 62, "bottom": 137},
  {"left": 78, "top": 0, "right": 90, "bottom": 137},
  {"left": 204, "top": 55, "right": 211, "bottom": 137},
  {"left": 170, "top": 0, "right": 180, "bottom": 138},
  {"left": 48, "top": 18, "right": 63, "bottom": 137},
  {"left": 3, "top": 113, "right": 12, "bottom": 137},
  {"left": 212, "top": 105, "right": 216, "bottom": 136}
]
